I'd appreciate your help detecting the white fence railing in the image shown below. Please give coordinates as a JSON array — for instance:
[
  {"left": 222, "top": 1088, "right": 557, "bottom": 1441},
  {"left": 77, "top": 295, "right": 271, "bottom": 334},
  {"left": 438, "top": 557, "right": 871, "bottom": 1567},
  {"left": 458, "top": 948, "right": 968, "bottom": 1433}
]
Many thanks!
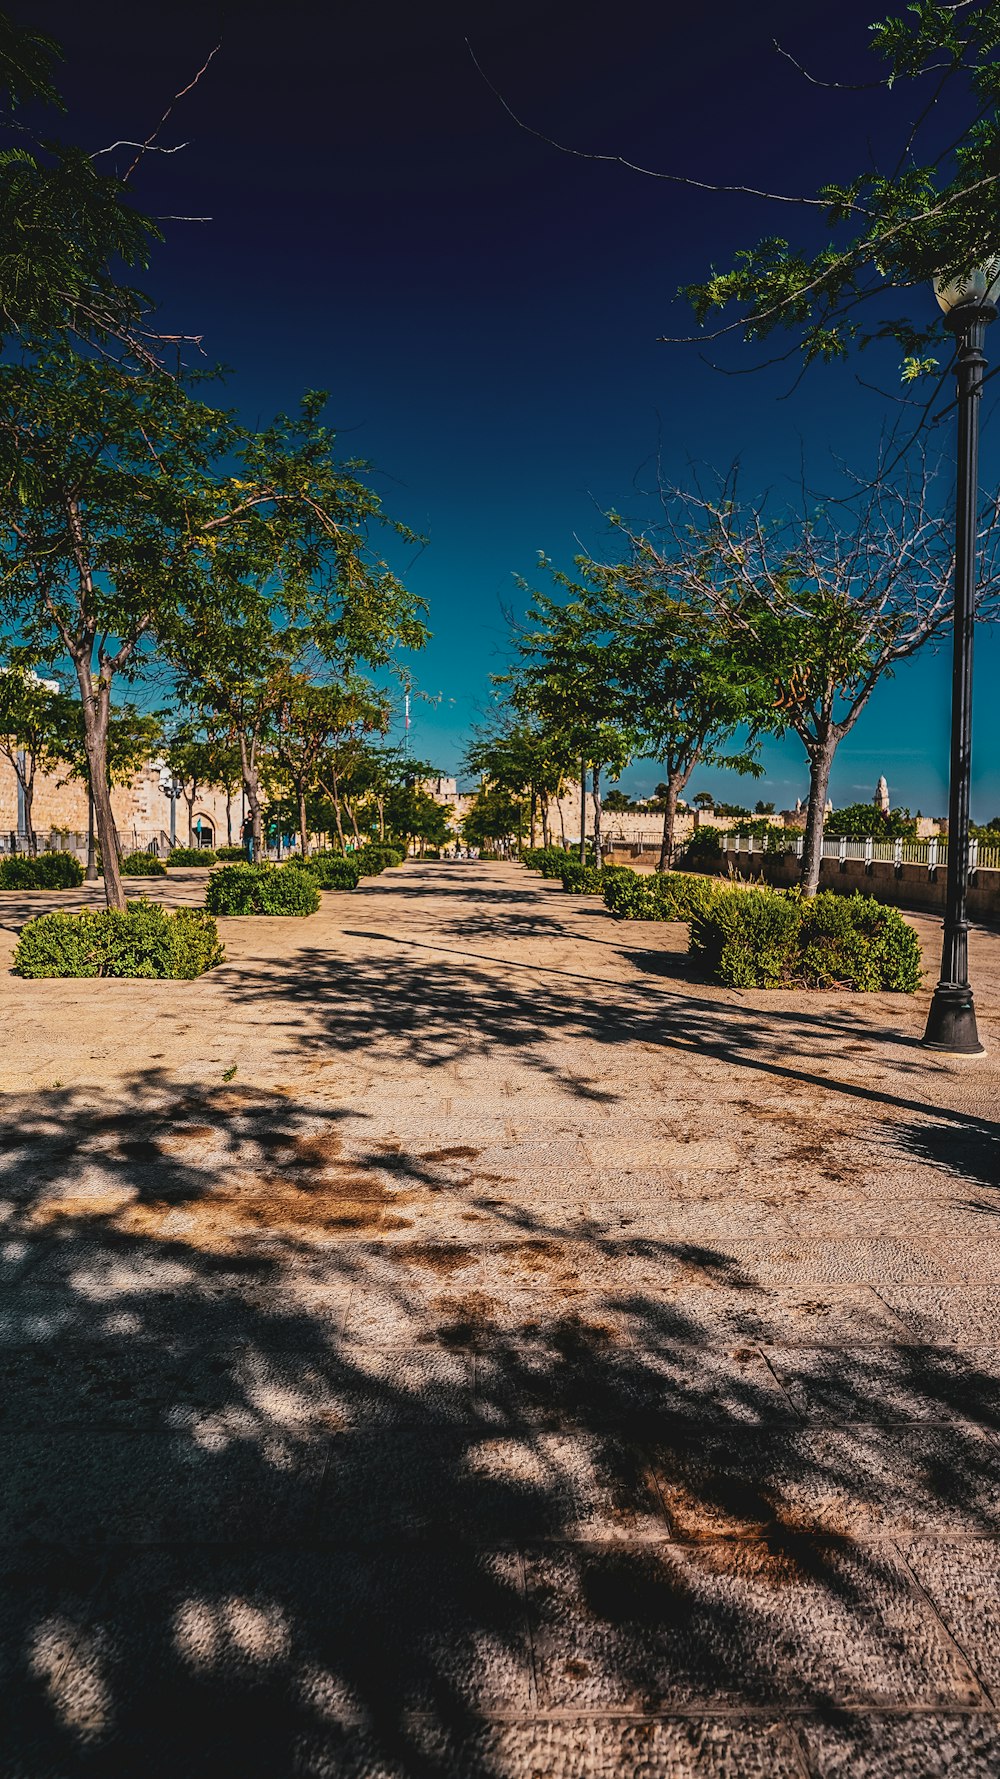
[{"left": 721, "top": 833, "right": 1000, "bottom": 872}]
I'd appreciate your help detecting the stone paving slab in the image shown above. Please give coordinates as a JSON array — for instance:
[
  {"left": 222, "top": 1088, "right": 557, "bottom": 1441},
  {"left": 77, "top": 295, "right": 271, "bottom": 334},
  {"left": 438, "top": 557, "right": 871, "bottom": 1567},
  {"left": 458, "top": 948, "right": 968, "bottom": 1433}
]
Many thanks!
[
  {"left": 1, "top": 862, "right": 999, "bottom": 1774},
  {"left": 523, "top": 1542, "right": 983, "bottom": 1709}
]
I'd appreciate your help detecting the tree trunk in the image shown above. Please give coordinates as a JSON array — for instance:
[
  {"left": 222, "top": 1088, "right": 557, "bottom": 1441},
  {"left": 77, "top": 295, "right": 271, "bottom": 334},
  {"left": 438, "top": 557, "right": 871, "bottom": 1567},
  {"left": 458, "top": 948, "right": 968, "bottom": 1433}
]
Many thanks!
[
  {"left": 238, "top": 731, "right": 263, "bottom": 858},
  {"left": 557, "top": 797, "right": 566, "bottom": 848},
  {"left": 20, "top": 759, "right": 37, "bottom": 856},
  {"left": 579, "top": 761, "right": 587, "bottom": 863},
  {"left": 225, "top": 791, "right": 233, "bottom": 846},
  {"left": 377, "top": 798, "right": 385, "bottom": 841},
  {"left": 347, "top": 802, "right": 362, "bottom": 844},
  {"left": 800, "top": 736, "right": 836, "bottom": 897},
  {"left": 540, "top": 794, "right": 550, "bottom": 849},
  {"left": 657, "top": 771, "right": 684, "bottom": 873},
  {"left": 73, "top": 666, "right": 125, "bottom": 911},
  {"left": 86, "top": 779, "right": 98, "bottom": 880},
  {"left": 184, "top": 789, "right": 197, "bottom": 847},
  {"left": 592, "top": 764, "right": 602, "bottom": 864},
  {"left": 529, "top": 789, "right": 537, "bottom": 848}
]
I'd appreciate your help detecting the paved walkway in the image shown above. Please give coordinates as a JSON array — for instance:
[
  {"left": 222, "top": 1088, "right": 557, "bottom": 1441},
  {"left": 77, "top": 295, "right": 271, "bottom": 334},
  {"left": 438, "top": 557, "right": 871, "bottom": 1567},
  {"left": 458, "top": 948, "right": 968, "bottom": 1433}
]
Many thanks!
[{"left": 2, "top": 861, "right": 1000, "bottom": 1776}]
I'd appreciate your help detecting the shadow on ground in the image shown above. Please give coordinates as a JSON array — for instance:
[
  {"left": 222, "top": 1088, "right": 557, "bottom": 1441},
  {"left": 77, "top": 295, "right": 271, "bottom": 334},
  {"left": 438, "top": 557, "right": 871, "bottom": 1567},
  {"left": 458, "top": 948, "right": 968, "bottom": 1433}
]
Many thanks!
[{"left": 3, "top": 1070, "right": 1000, "bottom": 1775}]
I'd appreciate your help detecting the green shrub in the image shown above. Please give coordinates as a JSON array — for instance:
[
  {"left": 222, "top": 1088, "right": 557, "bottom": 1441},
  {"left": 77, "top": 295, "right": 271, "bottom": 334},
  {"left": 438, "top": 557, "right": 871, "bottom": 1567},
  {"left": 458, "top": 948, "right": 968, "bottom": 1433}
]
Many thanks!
[
  {"left": 677, "top": 827, "right": 724, "bottom": 870},
  {"left": 689, "top": 885, "right": 922, "bottom": 991},
  {"left": 301, "top": 854, "right": 360, "bottom": 890},
  {"left": 602, "top": 868, "right": 723, "bottom": 922},
  {"left": 215, "top": 845, "right": 248, "bottom": 862},
  {"left": 120, "top": 851, "right": 167, "bottom": 876},
  {"left": 166, "top": 847, "right": 217, "bottom": 867},
  {"left": 797, "top": 892, "right": 923, "bottom": 992},
  {"left": 690, "top": 887, "right": 802, "bottom": 987},
  {"left": 14, "top": 902, "right": 224, "bottom": 979},
  {"left": 352, "top": 844, "right": 405, "bottom": 875},
  {"left": 204, "top": 862, "right": 321, "bottom": 916},
  {"left": 0, "top": 850, "right": 84, "bottom": 889},
  {"left": 521, "top": 845, "right": 569, "bottom": 876}
]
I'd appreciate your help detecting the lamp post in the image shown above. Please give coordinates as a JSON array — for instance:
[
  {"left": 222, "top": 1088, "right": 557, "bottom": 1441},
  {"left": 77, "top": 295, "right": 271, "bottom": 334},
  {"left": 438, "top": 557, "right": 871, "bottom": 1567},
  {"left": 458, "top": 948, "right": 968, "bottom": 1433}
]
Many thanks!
[{"left": 922, "top": 264, "right": 998, "bottom": 1055}]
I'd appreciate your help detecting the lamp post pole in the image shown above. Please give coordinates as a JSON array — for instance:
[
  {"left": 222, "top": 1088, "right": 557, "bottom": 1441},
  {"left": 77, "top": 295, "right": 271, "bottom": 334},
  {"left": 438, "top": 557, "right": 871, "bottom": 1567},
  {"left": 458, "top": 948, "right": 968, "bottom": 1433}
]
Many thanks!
[{"left": 922, "top": 295, "right": 995, "bottom": 1055}]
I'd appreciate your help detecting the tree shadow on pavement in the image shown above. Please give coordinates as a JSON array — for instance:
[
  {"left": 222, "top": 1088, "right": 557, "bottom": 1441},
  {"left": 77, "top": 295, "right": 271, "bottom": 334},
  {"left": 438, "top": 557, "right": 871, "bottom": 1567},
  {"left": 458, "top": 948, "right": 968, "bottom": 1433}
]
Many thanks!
[{"left": 3, "top": 1071, "right": 1000, "bottom": 1775}]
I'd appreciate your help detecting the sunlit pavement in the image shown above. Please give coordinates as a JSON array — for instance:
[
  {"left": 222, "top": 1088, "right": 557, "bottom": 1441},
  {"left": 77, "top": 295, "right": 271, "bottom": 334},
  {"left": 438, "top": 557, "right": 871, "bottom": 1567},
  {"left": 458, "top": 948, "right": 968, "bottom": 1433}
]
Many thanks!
[{"left": 1, "top": 860, "right": 999, "bottom": 1776}]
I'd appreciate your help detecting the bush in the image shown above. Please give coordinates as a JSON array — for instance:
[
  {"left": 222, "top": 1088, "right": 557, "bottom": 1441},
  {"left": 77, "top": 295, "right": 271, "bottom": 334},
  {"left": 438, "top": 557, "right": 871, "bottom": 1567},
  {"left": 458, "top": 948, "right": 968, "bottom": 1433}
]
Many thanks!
[
  {"left": 166, "top": 847, "right": 217, "bottom": 867},
  {"left": 521, "top": 846, "right": 569, "bottom": 875},
  {"left": 215, "top": 845, "right": 248, "bottom": 862},
  {"left": 602, "top": 868, "right": 723, "bottom": 922},
  {"left": 120, "top": 852, "right": 167, "bottom": 876},
  {"left": 204, "top": 862, "right": 321, "bottom": 916},
  {"left": 677, "top": 827, "right": 723, "bottom": 871},
  {"left": 797, "top": 892, "right": 923, "bottom": 992},
  {"left": 689, "top": 885, "right": 922, "bottom": 991},
  {"left": 14, "top": 902, "right": 224, "bottom": 979},
  {"left": 0, "top": 850, "right": 84, "bottom": 889},
  {"left": 352, "top": 844, "right": 405, "bottom": 875},
  {"left": 301, "top": 854, "right": 360, "bottom": 891}
]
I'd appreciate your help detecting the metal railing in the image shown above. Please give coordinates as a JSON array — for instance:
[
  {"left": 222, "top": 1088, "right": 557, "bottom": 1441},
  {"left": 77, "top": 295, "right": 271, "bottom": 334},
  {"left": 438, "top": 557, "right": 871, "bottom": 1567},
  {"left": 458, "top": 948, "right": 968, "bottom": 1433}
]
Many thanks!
[{"left": 721, "top": 833, "right": 1000, "bottom": 872}]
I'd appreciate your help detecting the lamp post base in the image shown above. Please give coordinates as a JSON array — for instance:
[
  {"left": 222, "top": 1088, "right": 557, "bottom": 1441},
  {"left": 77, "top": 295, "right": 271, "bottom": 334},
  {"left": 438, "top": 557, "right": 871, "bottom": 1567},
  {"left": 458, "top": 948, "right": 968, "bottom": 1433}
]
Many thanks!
[{"left": 922, "top": 982, "right": 985, "bottom": 1055}]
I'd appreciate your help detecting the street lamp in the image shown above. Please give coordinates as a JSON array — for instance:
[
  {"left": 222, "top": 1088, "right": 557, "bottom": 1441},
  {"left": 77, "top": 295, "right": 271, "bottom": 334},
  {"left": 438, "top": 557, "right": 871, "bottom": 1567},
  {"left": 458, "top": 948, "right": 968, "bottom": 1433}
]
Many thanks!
[
  {"left": 158, "top": 765, "right": 183, "bottom": 850},
  {"left": 922, "top": 262, "right": 999, "bottom": 1055}
]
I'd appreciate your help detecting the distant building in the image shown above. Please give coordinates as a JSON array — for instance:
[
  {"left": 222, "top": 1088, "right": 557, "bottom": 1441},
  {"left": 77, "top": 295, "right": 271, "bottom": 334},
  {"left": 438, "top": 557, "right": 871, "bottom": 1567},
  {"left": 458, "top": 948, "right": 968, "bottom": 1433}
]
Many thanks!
[{"left": 875, "top": 775, "right": 890, "bottom": 814}]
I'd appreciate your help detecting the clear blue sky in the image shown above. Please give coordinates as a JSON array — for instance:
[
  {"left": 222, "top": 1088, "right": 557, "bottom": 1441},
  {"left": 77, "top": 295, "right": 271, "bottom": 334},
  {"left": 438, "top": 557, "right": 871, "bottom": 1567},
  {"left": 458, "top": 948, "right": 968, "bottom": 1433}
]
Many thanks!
[{"left": 26, "top": 0, "right": 1000, "bottom": 818}]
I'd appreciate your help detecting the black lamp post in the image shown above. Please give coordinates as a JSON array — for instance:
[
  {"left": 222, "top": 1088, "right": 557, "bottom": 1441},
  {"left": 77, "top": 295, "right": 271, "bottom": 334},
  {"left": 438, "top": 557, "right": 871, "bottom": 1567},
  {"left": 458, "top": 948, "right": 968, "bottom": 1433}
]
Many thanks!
[{"left": 922, "top": 265, "right": 997, "bottom": 1055}]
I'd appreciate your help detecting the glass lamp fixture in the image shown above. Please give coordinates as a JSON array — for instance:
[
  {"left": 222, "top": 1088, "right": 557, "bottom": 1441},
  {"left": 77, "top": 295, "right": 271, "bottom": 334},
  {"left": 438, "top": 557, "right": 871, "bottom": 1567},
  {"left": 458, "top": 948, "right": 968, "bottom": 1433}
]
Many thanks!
[{"left": 933, "top": 260, "right": 1000, "bottom": 313}]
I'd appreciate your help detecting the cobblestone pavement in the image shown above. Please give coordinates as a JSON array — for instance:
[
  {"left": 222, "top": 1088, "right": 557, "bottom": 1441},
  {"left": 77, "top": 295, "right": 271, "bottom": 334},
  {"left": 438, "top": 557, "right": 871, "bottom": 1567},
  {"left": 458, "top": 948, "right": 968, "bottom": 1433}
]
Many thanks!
[{"left": 1, "top": 860, "right": 999, "bottom": 1776}]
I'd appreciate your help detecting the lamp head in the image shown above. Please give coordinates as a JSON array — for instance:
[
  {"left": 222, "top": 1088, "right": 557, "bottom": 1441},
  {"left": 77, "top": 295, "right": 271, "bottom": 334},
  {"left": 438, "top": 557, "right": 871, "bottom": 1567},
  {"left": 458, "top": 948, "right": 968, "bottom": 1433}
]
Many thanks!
[{"left": 934, "top": 260, "right": 1000, "bottom": 313}]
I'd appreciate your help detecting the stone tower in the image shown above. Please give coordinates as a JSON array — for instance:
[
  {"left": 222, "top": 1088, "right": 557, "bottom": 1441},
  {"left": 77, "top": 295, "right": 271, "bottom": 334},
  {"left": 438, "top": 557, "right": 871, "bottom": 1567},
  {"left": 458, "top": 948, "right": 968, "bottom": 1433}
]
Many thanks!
[{"left": 874, "top": 775, "right": 890, "bottom": 814}]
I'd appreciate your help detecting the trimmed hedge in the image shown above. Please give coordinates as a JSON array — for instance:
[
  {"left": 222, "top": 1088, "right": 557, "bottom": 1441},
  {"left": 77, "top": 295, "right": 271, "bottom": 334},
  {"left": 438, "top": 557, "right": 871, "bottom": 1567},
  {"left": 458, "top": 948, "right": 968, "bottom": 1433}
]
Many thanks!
[
  {"left": 522, "top": 845, "right": 588, "bottom": 878},
  {"left": 204, "top": 862, "right": 321, "bottom": 916},
  {"left": 301, "top": 854, "right": 360, "bottom": 890},
  {"left": 351, "top": 844, "right": 405, "bottom": 875},
  {"left": 120, "top": 852, "right": 167, "bottom": 877},
  {"left": 602, "top": 868, "right": 723, "bottom": 922},
  {"left": 14, "top": 902, "right": 224, "bottom": 979},
  {"left": 166, "top": 847, "right": 217, "bottom": 867},
  {"left": 215, "top": 845, "right": 248, "bottom": 862},
  {"left": 0, "top": 850, "right": 84, "bottom": 890},
  {"left": 689, "top": 887, "right": 922, "bottom": 992}
]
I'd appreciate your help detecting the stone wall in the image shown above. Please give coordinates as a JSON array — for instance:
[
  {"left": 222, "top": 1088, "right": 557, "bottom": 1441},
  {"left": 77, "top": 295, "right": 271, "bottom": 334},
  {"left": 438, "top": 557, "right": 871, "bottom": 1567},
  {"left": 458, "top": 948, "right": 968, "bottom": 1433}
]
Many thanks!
[
  {"left": 719, "top": 848, "right": 1000, "bottom": 924},
  {"left": 0, "top": 755, "right": 237, "bottom": 854}
]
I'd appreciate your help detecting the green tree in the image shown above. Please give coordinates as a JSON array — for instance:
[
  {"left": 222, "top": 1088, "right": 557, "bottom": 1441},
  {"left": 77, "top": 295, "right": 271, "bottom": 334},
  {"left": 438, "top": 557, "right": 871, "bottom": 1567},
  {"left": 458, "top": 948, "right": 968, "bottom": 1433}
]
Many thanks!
[
  {"left": 682, "top": 4, "right": 1000, "bottom": 373},
  {"left": 0, "top": 663, "right": 75, "bottom": 852},
  {"left": 824, "top": 802, "right": 917, "bottom": 840},
  {"left": 276, "top": 675, "right": 390, "bottom": 856},
  {"left": 666, "top": 476, "right": 970, "bottom": 894},
  {"left": 463, "top": 719, "right": 573, "bottom": 848},
  {"left": 461, "top": 785, "right": 525, "bottom": 853},
  {"left": 387, "top": 785, "right": 453, "bottom": 854}
]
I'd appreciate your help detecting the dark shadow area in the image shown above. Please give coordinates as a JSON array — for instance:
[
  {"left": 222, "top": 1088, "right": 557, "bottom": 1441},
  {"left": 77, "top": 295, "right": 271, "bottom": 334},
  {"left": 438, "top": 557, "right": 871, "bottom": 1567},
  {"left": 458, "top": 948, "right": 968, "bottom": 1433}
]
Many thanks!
[{"left": 2, "top": 1070, "right": 1000, "bottom": 1775}]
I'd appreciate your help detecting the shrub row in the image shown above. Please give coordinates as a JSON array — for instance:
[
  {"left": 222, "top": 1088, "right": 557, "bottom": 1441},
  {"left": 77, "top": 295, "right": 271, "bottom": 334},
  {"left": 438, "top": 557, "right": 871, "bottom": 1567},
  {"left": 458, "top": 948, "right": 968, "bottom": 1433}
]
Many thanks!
[
  {"left": 14, "top": 902, "right": 224, "bottom": 979},
  {"left": 689, "top": 888, "right": 922, "bottom": 992},
  {"left": 351, "top": 843, "right": 405, "bottom": 874},
  {"left": 204, "top": 863, "right": 321, "bottom": 916},
  {"left": 602, "top": 868, "right": 722, "bottom": 923},
  {"left": 166, "top": 847, "right": 217, "bottom": 867},
  {"left": 0, "top": 851, "right": 84, "bottom": 889},
  {"left": 301, "top": 854, "right": 360, "bottom": 890},
  {"left": 215, "top": 845, "right": 248, "bottom": 861},
  {"left": 120, "top": 852, "right": 167, "bottom": 876}
]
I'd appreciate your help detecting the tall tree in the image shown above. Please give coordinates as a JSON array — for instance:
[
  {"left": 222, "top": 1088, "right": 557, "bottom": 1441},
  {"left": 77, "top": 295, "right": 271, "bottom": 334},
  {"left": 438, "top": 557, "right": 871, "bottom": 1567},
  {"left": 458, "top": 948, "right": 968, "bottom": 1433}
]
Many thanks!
[
  {"left": 0, "top": 662, "right": 75, "bottom": 852},
  {"left": 667, "top": 475, "right": 993, "bottom": 893},
  {"left": 0, "top": 357, "right": 425, "bottom": 907}
]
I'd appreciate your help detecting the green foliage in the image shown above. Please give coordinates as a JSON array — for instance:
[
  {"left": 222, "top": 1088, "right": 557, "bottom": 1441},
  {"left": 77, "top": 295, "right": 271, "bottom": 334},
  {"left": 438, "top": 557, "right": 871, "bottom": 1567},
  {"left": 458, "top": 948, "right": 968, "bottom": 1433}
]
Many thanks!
[
  {"left": 677, "top": 827, "right": 724, "bottom": 870},
  {"left": 823, "top": 803, "right": 918, "bottom": 840},
  {"left": 461, "top": 786, "right": 525, "bottom": 849},
  {"left": 215, "top": 845, "right": 248, "bottom": 862},
  {"left": 300, "top": 854, "right": 360, "bottom": 890},
  {"left": 681, "top": 5, "right": 1000, "bottom": 368},
  {"left": 120, "top": 852, "right": 166, "bottom": 876},
  {"left": 689, "top": 886, "right": 922, "bottom": 991},
  {"left": 603, "top": 868, "right": 723, "bottom": 922},
  {"left": 204, "top": 862, "right": 321, "bottom": 916},
  {"left": 521, "top": 846, "right": 570, "bottom": 876},
  {"left": 556, "top": 861, "right": 609, "bottom": 894},
  {"left": 14, "top": 903, "right": 224, "bottom": 979},
  {"left": 166, "top": 847, "right": 217, "bottom": 867},
  {"left": 797, "top": 893, "right": 923, "bottom": 993},
  {"left": 0, "top": 849, "right": 83, "bottom": 888},
  {"left": 352, "top": 843, "right": 405, "bottom": 874}
]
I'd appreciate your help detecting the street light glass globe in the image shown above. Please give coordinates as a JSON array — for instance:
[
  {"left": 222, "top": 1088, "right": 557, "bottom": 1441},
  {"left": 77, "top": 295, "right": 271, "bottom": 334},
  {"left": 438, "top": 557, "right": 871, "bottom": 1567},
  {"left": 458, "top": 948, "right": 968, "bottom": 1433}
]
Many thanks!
[{"left": 933, "top": 260, "right": 1000, "bottom": 312}]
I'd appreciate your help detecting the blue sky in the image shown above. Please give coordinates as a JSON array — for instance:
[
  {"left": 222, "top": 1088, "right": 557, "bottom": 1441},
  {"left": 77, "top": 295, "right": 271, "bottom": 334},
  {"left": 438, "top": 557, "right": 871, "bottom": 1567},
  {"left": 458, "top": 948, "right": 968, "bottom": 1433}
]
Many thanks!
[{"left": 26, "top": 0, "right": 1000, "bottom": 818}]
